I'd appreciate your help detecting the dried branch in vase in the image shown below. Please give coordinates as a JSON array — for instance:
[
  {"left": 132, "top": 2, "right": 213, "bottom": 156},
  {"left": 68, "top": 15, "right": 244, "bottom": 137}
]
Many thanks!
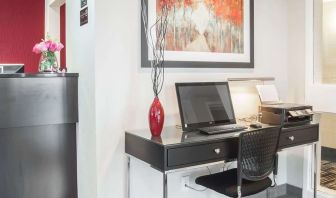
[{"left": 141, "top": 0, "right": 169, "bottom": 97}]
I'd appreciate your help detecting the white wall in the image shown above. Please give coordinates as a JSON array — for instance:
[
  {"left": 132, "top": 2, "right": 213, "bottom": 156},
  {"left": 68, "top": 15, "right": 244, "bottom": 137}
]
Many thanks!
[
  {"left": 94, "top": 0, "right": 289, "bottom": 197},
  {"left": 287, "top": 0, "right": 306, "bottom": 104},
  {"left": 45, "top": 0, "right": 65, "bottom": 63},
  {"left": 286, "top": 0, "right": 306, "bottom": 189},
  {"left": 66, "top": 0, "right": 97, "bottom": 198},
  {"left": 45, "top": 0, "right": 61, "bottom": 39}
]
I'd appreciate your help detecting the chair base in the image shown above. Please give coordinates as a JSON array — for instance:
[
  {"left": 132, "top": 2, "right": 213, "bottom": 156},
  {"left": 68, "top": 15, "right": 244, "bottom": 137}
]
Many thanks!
[{"left": 195, "top": 168, "right": 272, "bottom": 197}]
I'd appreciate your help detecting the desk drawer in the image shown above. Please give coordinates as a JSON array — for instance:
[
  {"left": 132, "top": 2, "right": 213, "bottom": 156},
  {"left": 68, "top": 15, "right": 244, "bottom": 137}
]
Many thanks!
[
  {"left": 167, "top": 140, "right": 237, "bottom": 167},
  {"left": 279, "top": 125, "right": 319, "bottom": 149}
]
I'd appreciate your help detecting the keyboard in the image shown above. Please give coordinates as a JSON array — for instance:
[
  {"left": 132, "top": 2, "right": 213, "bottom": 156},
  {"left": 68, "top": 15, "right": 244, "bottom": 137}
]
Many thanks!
[{"left": 199, "top": 124, "right": 247, "bottom": 135}]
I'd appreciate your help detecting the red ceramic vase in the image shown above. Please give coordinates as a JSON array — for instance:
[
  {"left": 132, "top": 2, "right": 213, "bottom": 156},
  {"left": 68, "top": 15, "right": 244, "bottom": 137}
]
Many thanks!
[{"left": 148, "top": 97, "right": 165, "bottom": 137}]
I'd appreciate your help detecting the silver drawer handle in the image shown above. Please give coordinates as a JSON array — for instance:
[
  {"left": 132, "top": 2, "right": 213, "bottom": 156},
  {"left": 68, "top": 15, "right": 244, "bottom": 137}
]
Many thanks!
[
  {"left": 288, "top": 136, "right": 295, "bottom": 141},
  {"left": 214, "top": 148, "right": 221, "bottom": 154}
]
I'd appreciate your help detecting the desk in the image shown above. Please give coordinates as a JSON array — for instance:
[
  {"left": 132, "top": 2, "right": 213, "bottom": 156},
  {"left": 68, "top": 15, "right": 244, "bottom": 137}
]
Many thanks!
[{"left": 125, "top": 123, "right": 319, "bottom": 198}]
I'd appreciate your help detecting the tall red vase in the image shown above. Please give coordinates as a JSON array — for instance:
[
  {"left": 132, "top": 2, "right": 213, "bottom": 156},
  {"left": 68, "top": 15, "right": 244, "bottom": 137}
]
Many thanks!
[{"left": 149, "top": 97, "right": 165, "bottom": 137}]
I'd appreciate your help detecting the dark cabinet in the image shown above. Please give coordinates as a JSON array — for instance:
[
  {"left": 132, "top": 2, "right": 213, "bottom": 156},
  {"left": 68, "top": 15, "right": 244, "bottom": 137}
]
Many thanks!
[{"left": 0, "top": 74, "right": 78, "bottom": 198}]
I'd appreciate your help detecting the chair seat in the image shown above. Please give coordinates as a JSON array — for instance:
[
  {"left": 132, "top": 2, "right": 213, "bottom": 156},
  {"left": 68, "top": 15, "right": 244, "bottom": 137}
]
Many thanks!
[{"left": 195, "top": 168, "right": 272, "bottom": 197}]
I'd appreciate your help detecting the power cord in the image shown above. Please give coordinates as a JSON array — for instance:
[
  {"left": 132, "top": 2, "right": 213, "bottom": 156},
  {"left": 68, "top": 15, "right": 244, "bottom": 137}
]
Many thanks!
[
  {"left": 238, "top": 115, "right": 258, "bottom": 123},
  {"left": 184, "top": 166, "right": 212, "bottom": 192},
  {"left": 207, "top": 166, "right": 212, "bottom": 174},
  {"left": 185, "top": 183, "right": 207, "bottom": 192}
]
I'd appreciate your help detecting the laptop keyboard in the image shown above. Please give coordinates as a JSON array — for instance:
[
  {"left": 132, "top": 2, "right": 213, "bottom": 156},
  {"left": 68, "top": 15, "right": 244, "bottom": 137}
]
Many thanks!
[{"left": 199, "top": 124, "right": 247, "bottom": 135}]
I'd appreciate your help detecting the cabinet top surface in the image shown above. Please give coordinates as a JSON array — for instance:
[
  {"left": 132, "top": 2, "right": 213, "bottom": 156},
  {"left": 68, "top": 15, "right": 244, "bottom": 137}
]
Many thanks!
[
  {"left": 261, "top": 103, "right": 312, "bottom": 110},
  {"left": 0, "top": 73, "right": 78, "bottom": 78}
]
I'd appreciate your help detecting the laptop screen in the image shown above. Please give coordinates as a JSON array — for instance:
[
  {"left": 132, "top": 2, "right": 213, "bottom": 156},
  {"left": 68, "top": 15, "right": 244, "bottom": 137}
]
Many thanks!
[{"left": 176, "top": 82, "right": 236, "bottom": 131}]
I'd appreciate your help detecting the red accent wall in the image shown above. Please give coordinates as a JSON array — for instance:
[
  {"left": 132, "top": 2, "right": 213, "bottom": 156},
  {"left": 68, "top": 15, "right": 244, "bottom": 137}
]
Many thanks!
[
  {"left": 60, "top": 4, "right": 66, "bottom": 69},
  {"left": 0, "top": 0, "right": 45, "bottom": 73}
]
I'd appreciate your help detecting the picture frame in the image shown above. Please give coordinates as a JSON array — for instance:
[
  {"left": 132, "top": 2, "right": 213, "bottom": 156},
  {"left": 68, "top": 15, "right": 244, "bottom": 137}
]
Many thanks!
[{"left": 141, "top": 0, "right": 254, "bottom": 68}]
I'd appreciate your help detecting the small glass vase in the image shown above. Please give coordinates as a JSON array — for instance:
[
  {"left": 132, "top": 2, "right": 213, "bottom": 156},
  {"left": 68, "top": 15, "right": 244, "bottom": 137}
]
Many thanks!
[{"left": 39, "top": 52, "right": 59, "bottom": 73}]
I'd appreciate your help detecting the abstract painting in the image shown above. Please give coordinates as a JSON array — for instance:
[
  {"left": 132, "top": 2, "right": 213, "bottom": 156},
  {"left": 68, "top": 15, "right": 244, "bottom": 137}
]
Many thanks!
[
  {"left": 157, "top": 0, "right": 244, "bottom": 54},
  {"left": 141, "top": 0, "right": 254, "bottom": 68}
]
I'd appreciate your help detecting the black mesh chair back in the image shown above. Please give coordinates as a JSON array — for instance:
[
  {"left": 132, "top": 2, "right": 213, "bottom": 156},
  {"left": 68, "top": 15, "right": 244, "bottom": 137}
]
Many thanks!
[
  {"left": 238, "top": 127, "right": 281, "bottom": 186},
  {"left": 195, "top": 126, "right": 281, "bottom": 197}
]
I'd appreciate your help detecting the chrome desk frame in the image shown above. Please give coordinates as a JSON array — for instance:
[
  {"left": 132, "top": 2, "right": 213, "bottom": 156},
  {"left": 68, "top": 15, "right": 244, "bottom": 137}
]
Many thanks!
[{"left": 126, "top": 142, "right": 318, "bottom": 198}]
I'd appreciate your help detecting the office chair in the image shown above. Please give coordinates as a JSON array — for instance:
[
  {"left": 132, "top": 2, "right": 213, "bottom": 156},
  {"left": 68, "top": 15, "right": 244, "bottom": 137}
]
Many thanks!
[{"left": 195, "top": 127, "right": 281, "bottom": 198}]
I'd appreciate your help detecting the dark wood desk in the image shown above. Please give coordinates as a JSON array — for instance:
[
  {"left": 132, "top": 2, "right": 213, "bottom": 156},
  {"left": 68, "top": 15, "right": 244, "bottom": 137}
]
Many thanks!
[{"left": 125, "top": 123, "right": 319, "bottom": 198}]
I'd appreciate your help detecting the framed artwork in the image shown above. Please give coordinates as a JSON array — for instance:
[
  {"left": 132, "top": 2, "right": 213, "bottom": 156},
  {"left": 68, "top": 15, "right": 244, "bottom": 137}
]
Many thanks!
[{"left": 141, "top": 0, "right": 254, "bottom": 68}]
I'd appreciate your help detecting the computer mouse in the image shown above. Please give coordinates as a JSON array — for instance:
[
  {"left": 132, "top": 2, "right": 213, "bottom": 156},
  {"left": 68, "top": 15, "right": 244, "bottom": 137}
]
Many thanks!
[{"left": 250, "top": 123, "right": 263, "bottom": 129}]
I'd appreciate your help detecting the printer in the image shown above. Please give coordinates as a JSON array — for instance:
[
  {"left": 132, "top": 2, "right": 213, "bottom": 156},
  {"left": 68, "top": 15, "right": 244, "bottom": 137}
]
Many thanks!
[
  {"left": 256, "top": 84, "right": 314, "bottom": 126},
  {"left": 259, "top": 103, "right": 314, "bottom": 127}
]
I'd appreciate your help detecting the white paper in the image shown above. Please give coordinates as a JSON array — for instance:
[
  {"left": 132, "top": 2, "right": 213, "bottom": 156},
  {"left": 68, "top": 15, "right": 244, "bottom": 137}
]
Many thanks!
[{"left": 256, "top": 85, "right": 281, "bottom": 104}]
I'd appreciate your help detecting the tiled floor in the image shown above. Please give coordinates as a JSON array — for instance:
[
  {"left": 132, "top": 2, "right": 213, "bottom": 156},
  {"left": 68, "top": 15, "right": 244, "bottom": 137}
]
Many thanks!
[
  {"left": 320, "top": 160, "right": 336, "bottom": 191},
  {"left": 245, "top": 186, "right": 301, "bottom": 198},
  {"left": 276, "top": 195, "right": 300, "bottom": 198}
]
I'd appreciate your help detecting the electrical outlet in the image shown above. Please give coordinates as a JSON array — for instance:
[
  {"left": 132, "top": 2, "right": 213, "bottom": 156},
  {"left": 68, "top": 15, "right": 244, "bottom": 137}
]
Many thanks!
[{"left": 181, "top": 175, "right": 190, "bottom": 191}]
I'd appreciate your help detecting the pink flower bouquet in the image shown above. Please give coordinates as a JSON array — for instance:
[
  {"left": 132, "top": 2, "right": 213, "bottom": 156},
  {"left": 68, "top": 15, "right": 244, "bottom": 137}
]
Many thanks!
[
  {"left": 33, "top": 38, "right": 64, "bottom": 72},
  {"left": 33, "top": 40, "right": 64, "bottom": 54}
]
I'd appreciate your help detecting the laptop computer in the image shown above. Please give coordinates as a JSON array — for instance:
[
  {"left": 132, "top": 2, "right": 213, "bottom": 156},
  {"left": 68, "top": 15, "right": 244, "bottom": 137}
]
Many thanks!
[{"left": 175, "top": 82, "right": 246, "bottom": 135}]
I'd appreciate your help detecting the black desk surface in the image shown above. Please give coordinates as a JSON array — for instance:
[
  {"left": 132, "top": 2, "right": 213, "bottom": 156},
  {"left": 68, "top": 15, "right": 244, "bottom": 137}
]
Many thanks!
[
  {"left": 127, "top": 126, "right": 243, "bottom": 146},
  {"left": 126, "top": 123, "right": 318, "bottom": 146}
]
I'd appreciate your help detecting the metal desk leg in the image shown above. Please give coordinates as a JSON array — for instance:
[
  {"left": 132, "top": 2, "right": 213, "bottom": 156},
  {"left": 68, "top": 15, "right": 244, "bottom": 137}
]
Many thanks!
[
  {"left": 314, "top": 144, "right": 317, "bottom": 198},
  {"left": 127, "top": 156, "right": 131, "bottom": 198},
  {"left": 163, "top": 173, "right": 168, "bottom": 198}
]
